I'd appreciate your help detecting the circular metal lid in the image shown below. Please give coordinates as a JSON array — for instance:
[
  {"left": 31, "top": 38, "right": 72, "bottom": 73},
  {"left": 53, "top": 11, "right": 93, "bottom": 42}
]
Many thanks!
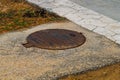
[{"left": 23, "top": 29, "right": 86, "bottom": 50}]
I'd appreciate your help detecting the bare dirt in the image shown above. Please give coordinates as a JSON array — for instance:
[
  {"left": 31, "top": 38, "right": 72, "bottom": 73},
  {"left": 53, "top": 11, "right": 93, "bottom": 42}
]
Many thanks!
[{"left": 60, "top": 63, "right": 120, "bottom": 80}]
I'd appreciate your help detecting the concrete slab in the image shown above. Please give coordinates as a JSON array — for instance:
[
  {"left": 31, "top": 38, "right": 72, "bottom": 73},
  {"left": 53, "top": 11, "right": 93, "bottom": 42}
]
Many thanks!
[
  {"left": 71, "top": 0, "right": 120, "bottom": 22},
  {"left": 0, "top": 22, "right": 120, "bottom": 80}
]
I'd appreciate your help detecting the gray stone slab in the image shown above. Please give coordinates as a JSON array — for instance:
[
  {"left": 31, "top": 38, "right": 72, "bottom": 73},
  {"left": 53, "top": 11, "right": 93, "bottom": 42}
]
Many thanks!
[{"left": 71, "top": 0, "right": 120, "bottom": 22}]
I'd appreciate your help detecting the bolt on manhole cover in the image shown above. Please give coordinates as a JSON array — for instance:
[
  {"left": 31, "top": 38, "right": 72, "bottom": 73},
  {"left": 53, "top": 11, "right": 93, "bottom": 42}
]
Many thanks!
[{"left": 23, "top": 29, "right": 86, "bottom": 50}]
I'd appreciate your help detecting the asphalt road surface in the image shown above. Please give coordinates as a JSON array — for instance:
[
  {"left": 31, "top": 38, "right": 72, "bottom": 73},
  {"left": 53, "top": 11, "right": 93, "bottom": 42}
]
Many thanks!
[{"left": 70, "top": 0, "right": 120, "bottom": 22}]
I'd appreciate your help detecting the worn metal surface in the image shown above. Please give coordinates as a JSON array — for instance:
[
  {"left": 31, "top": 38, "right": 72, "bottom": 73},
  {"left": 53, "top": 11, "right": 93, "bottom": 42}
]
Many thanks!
[{"left": 23, "top": 29, "right": 86, "bottom": 50}]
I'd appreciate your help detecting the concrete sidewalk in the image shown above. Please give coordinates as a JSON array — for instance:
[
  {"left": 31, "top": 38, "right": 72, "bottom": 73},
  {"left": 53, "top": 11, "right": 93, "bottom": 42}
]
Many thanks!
[
  {"left": 0, "top": 22, "right": 120, "bottom": 80},
  {"left": 26, "top": 0, "right": 120, "bottom": 45}
]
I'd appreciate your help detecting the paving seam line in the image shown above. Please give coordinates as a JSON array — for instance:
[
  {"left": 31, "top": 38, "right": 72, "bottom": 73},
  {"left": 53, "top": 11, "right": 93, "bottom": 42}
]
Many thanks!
[{"left": 26, "top": 0, "right": 120, "bottom": 45}]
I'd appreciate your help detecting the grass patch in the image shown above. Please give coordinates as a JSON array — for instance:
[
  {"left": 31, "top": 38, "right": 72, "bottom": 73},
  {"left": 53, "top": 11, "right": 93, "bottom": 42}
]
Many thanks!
[{"left": 0, "top": 0, "right": 66, "bottom": 34}]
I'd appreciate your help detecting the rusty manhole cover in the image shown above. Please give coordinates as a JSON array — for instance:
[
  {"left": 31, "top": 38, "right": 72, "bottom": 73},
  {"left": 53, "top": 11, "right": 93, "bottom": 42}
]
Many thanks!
[{"left": 23, "top": 29, "right": 86, "bottom": 50}]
